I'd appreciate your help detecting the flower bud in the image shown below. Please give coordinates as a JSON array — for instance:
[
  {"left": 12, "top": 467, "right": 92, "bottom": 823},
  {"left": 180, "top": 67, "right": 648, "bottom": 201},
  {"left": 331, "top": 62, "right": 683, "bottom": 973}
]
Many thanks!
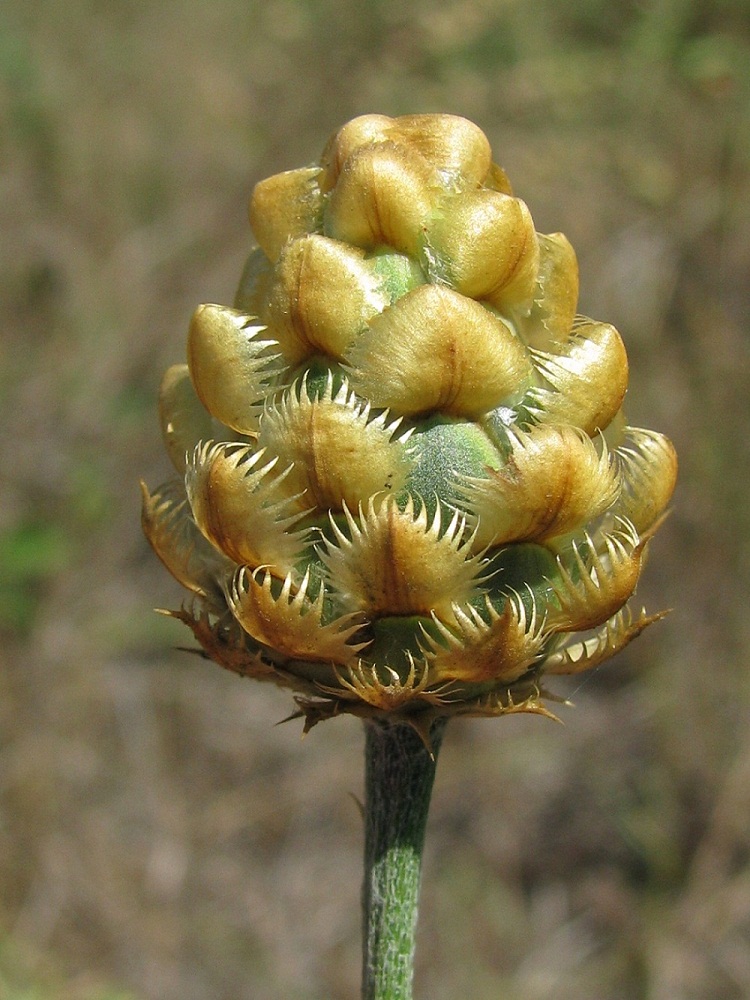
[{"left": 143, "top": 113, "right": 676, "bottom": 730}]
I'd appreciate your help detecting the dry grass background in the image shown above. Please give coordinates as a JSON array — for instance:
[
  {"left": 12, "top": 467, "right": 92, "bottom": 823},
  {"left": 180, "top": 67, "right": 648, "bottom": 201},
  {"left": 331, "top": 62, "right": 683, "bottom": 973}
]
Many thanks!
[{"left": 1, "top": 1, "right": 749, "bottom": 997}]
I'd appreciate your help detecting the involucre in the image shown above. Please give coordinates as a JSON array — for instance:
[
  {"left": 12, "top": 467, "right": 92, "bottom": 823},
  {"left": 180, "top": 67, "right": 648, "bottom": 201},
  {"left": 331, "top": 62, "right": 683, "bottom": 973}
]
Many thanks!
[{"left": 143, "top": 114, "right": 677, "bottom": 738}]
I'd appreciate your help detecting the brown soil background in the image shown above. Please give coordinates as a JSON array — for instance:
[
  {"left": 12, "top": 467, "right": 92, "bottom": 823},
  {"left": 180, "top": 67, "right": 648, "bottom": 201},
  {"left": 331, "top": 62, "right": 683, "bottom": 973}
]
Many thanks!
[{"left": 2, "top": 1, "right": 749, "bottom": 997}]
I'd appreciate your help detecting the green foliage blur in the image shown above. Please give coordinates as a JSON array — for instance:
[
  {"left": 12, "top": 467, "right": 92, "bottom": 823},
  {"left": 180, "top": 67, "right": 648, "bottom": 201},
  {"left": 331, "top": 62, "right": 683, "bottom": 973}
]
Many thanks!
[{"left": 1, "top": 0, "right": 749, "bottom": 997}]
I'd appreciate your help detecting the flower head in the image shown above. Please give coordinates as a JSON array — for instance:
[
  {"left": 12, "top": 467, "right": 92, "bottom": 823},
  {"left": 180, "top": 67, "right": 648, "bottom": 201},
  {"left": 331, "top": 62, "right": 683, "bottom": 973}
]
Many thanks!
[{"left": 143, "top": 114, "right": 677, "bottom": 731}]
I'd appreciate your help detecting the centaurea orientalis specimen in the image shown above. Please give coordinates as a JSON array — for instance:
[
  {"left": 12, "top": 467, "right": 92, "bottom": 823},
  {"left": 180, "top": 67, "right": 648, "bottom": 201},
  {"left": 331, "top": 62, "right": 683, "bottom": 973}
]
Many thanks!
[{"left": 142, "top": 113, "right": 677, "bottom": 999}]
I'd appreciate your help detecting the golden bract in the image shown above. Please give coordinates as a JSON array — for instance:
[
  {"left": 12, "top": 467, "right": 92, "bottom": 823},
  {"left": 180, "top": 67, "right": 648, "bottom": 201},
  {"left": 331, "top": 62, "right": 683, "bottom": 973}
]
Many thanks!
[{"left": 142, "top": 113, "right": 677, "bottom": 733}]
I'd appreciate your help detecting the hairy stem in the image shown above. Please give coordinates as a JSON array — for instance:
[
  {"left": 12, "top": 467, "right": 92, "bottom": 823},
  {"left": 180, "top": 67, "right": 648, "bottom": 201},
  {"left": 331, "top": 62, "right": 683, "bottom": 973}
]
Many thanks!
[{"left": 361, "top": 717, "right": 447, "bottom": 1000}]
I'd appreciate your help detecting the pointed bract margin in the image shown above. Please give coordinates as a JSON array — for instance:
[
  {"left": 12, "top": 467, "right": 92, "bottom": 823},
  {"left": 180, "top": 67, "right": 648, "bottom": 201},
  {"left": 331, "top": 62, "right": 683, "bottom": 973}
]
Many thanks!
[
  {"left": 456, "top": 684, "right": 563, "bottom": 722},
  {"left": 421, "top": 591, "right": 547, "bottom": 684},
  {"left": 158, "top": 364, "right": 219, "bottom": 475},
  {"left": 186, "top": 441, "right": 311, "bottom": 575},
  {"left": 527, "top": 320, "right": 628, "bottom": 435},
  {"left": 544, "top": 605, "right": 669, "bottom": 675},
  {"left": 320, "top": 654, "right": 456, "bottom": 711},
  {"left": 188, "top": 304, "right": 284, "bottom": 435},
  {"left": 227, "top": 565, "right": 367, "bottom": 664},
  {"left": 257, "top": 372, "right": 411, "bottom": 511},
  {"left": 283, "top": 695, "right": 449, "bottom": 755},
  {"left": 283, "top": 675, "right": 562, "bottom": 743},
  {"left": 460, "top": 424, "right": 619, "bottom": 549},
  {"left": 547, "top": 520, "right": 645, "bottom": 632},
  {"left": 159, "top": 603, "right": 278, "bottom": 682},
  {"left": 322, "top": 495, "right": 487, "bottom": 621},
  {"left": 614, "top": 427, "right": 678, "bottom": 534},
  {"left": 141, "top": 479, "right": 232, "bottom": 603}
]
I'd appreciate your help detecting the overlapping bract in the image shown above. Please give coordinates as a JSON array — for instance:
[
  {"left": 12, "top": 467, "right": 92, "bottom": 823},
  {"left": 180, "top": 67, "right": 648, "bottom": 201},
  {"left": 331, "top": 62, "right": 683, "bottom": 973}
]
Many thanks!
[{"left": 142, "top": 113, "right": 677, "bottom": 731}]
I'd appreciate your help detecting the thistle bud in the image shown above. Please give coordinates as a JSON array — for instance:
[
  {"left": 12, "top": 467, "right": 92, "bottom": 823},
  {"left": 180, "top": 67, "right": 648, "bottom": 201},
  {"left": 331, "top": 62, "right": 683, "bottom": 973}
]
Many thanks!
[{"left": 143, "top": 113, "right": 676, "bottom": 732}]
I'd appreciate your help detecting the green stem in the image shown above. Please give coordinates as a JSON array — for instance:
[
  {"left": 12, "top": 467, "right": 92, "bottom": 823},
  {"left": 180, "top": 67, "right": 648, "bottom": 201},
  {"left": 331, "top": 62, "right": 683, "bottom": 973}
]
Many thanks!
[{"left": 361, "top": 717, "right": 447, "bottom": 1000}]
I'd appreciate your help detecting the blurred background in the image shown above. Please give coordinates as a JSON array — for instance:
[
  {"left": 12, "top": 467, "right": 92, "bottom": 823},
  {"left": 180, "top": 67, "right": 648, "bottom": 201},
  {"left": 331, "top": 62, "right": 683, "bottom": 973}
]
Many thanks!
[{"left": 2, "top": 0, "right": 749, "bottom": 997}]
